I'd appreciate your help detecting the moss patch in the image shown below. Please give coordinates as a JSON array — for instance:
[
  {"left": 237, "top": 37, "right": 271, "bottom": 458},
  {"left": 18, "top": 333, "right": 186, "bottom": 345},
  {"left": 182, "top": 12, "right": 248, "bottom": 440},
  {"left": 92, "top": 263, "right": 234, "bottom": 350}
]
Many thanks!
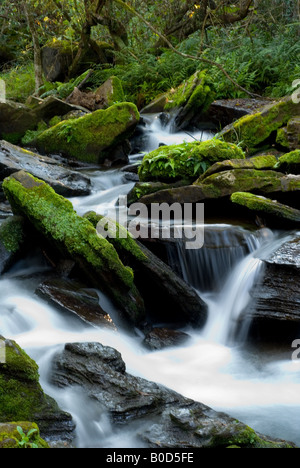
[
  {"left": 231, "top": 192, "right": 300, "bottom": 223},
  {"left": 274, "top": 150, "right": 300, "bottom": 174},
  {"left": 138, "top": 138, "right": 245, "bottom": 182},
  {"left": 0, "top": 422, "right": 49, "bottom": 449},
  {"left": 0, "top": 216, "right": 26, "bottom": 254}
]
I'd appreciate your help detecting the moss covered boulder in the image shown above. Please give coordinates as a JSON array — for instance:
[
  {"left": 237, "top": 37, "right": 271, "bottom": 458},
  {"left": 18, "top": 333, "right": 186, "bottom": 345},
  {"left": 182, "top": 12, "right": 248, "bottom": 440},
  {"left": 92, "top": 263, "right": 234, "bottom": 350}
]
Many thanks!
[
  {"left": 0, "top": 337, "right": 74, "bottom": 441},
  {"left": 35, "top": 102, "right": 140, "bottom": 164},
  {"left": 2, "top": 171, "right": 145, "bottom": 325},
  {"left": 231, "top": 192, "right": 300, "bottom": 226},
  {"left": 164, "top": 70, "right": 216, "bottom": 129},
  {"left": 0, "top": 216, "right": 26, "bottom": 274},
  {"left": 218, "top": 96, "right": 300, "bottom": 154},
  {"left": 138, "top": 138, "right": 245, "bottom": 182},
  {"left": 197, "top": 154, "right": 278, "bottom": 182},
  {"left": 0, "top": 422, "right": 49, "bottom": 448},
  {"left": 276, "top": 117, "right": 300, "bottom": 151},
  {"left": 274, "top": 150, "right": 300, "bottom": 175}
]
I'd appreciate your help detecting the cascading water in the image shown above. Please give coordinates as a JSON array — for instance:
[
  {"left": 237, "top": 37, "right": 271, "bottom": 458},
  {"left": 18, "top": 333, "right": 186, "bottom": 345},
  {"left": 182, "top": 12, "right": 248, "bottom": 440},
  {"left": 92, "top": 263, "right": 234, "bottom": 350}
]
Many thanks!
[{"left": 1, "top": 112, "right": 300, "bottom": 448}]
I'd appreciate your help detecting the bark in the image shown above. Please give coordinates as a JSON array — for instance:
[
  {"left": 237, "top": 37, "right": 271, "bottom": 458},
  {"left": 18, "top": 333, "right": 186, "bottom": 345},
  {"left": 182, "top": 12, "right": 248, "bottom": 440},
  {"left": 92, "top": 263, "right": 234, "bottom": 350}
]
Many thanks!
[{"left": 23, "top": 1, "right": 43, "bottom": 95}]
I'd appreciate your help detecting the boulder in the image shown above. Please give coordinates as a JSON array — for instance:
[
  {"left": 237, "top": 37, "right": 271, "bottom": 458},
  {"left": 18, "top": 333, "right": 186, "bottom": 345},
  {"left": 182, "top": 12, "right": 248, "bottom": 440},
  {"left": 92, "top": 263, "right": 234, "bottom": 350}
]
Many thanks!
[
  {"left": 2, "top": 171, "right": 146, "bottom": 327},
  {"left": 143, "top": 328, "right": 190, "bottom": 351},
  {"left": 164, "top": 71, "right": 216, "bottom": 130},
  {"left": 231, "top": 192, "right": 300, "bottom": 227},
  {"left": 239, "top": 233, "right": 300, "bottom": 344},
  {"left": 0, "top": 336, "right": 75, "bottom": 442},
  {"left": 138, "top": 138, "right": 245, "bottom": 183},
  {"left": 0, "top": 97, "right": 89, "bottom": 145},
  {"left": 35, "top": 102, "right": 140, "bottom": 165},
  {"left": 0, "top": 216, "right": 26, "bottom": 275},
  {"left": 35, "top": 277, "right": 117, "bottom": 330},
  {"left": 276, "top": 117, "right": 300, "bottom": 151},
  {"left": 0, "top": 140, "right": 92, "bottom": 197},
  {"left": 218, "top": 95, "right": 300, "bottom": 155},
  {"left": 50, "top": 341, "right": 296, "bottom": 448},
  {"left": 274, "top": 150, "right": 300, "bottom": 175}
]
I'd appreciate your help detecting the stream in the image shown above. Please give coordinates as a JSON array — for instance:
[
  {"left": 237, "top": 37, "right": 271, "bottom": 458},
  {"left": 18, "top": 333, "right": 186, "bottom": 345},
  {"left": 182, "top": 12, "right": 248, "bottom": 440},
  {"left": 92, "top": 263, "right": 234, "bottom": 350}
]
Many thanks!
[{"left": 1, "top": 113, "right": 300, "bottom": 448}]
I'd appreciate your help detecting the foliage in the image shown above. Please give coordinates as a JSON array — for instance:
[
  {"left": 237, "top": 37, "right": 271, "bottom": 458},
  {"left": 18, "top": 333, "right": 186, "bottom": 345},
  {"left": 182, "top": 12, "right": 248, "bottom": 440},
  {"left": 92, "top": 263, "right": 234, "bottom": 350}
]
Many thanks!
[
  {"left": 0, "top": 63, "right": 35, "bottom": 102},
  {"left": 16, "top": 426, "right": 39, "bottom": 449}
]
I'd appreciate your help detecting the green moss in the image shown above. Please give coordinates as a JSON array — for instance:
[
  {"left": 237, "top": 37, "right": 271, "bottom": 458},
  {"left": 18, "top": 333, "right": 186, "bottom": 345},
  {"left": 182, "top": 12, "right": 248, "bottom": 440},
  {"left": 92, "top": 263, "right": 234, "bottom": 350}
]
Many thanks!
[
  {"left": 231, "top": 192, "right": 300, "bottom": 223},
  {"left": 83, "top": 211, "right": 148, "bottom": 263},
  {"left": 35, "top": 102, "right": 140, "bottom": 163},
  {"left": 165, "top": 70, "right": 215, "bottom": 114},
  {"left": 138, "top": 138, "right": 245, "bottom": 182},
  {"left": 274, "top": 150, "right": 300, "bottom": 174},
  {"left": 105, "top": 76, "right": 125, "bottom": 106},
  {"left": 276, "top": 127, "right": 290, "bottom": 149},
  {"left": 0, "top": 216, "right": 25, "bottom": 254},
  {"left": 0, "top": 422, "right": 49, "bottom": 449},
  {"left": 218, "top": 96, "right": 300, "bottom": 154}
]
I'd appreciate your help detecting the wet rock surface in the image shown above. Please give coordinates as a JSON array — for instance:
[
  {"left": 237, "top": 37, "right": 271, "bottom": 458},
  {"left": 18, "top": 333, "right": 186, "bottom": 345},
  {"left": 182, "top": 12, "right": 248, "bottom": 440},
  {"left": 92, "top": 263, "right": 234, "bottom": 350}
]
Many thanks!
[
  {"left": 0, "top": 140, "right": 91, "bottom": 197},
  {"left": 50, "top": 341, "right": 296, "bottom": 448}
]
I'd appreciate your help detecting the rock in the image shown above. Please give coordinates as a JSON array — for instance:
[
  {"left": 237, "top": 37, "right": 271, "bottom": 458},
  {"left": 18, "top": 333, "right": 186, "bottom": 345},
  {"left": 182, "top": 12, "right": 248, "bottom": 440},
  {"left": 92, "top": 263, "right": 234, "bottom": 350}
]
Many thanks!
[
  {"left": 0, "top": 422, "right": 49, "bottom": 449},
  {"left": 274, "top": 150, "right": 300, "bottom": 175},
  {"left": 127, "top": 180, "right": 190, "bottom": 205},
  {"left": 197, "top": 154, "right": 278, "bottom": 182},
  {"left": 140, "top": 94, "right": 168, "bottom": 114},
  {"left": 0, "top": 216, "right": 26, "bottom": 275},
  {"left": 0, "top": 100, "right": 38, "bottom": 144},
  {"left": 240, "top": 233, "right": 300, "bottom": 343},
  {"left": 0, "top": 140, "right": 92, "bottom": 197},
  {"left": 143, "top": 328, "right": 190, "bottom": 350},
  {"left": 0, "top": 97, "right": 89, "bottom": 145},
  {"left": 218, "top": 95, "right": 300, "bottom": 155},
  {"left": 41, "top": 40, "right": 113, "bottom": 82},
  {"left": 0, "top": 336, "right": 75, "bottom": 442},
  {"left": 35, "top": 277, "right": 117, "bottom": 330},
  {"left": 231, "top": 192, "right": 300, "bottom": 227},
  {"left": 2, "top": 171, "right": 145, "bottom": 327},
  {"left": 138, "top": 138, "right": 245, "bottom": 183},
  {"left": 35, "top": 102, "right": 140, "bottom": 165},
  {"left": 84, "top": 211, "right": 208, "bottom": 328},
  {"left": 164, "top": 71, "right": 215, "bottom": 130},
  {"left": 94, "top": 76, "right": 125, "bottom": 108},
  {"left": 138, "top": 170, "right": 300, "bottom": 207},
  {"left": 50, "top": 341, "right": 296, "bottom": 448},
  {"left": 276, "top": 117, "right": 300, "bottom": 151}
]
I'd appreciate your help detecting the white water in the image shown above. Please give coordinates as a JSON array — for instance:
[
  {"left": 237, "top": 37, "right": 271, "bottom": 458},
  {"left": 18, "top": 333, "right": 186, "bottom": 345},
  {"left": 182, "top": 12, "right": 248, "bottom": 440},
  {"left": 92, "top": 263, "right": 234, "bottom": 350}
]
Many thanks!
[{"left": 1, "top": 113, "right": 300, "bottom": 448}]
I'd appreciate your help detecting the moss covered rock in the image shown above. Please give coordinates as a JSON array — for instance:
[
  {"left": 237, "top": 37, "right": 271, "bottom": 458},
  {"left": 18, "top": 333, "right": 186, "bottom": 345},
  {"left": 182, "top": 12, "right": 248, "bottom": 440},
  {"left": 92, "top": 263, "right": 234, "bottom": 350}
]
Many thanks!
[
  {"left": 218, "top": 96, "right": 300, "bottom": 154},
  {"left": 35, "top": 102, "right": 140, "bottom": 164},
  {"left": 231, "top": 192, "right": 300, "bottom": 225},
  {"left": 0, "top": 422, "right": 49, "bottom": 448},
  {"left": 164, "top": 70, "right": 215, "bottom": 129},
  {"left": 198, "top": 154, "right": 278, "bottom": 182},
  {"left": 0, "top": 216, "right": 26, "bottom": 275},
  {"left": 138, "top": 138, "right": 245, "bottom": 182},
  {"left": 2, "top": 171, "right": 145, "bottom": 325},
  {"left": 274, "top": 150, "right": 300, "bottom": 174},
  {"left": 276, "top": 117, "right": 300, "bottom": 151},
  {"left": 0, "top": 337, "right": 74, "bottom": 440},
  {"left": 95, "top": 76, "right": 125, "bottom": 108}
]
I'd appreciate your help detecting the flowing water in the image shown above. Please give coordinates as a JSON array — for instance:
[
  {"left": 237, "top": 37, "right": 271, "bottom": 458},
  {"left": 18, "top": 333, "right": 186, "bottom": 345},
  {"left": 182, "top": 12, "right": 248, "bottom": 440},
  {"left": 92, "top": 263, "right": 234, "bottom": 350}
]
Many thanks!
[{"left": 1, "top": 113, "right": 300, "bottom": 448}]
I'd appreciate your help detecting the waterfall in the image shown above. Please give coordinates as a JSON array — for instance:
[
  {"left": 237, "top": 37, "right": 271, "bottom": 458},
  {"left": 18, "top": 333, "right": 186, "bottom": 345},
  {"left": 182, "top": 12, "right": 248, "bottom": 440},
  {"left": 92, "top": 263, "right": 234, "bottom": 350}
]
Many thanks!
[{"left": 1, "top": 111, "right": 300, "bottom": 448}]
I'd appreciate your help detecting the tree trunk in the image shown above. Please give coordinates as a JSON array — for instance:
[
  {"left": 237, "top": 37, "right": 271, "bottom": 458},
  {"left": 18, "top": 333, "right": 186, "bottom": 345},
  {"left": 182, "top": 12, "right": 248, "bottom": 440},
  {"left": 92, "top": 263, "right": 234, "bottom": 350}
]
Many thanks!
[{"left": 23, "top": 0, "right": 43, "bottom": 95}]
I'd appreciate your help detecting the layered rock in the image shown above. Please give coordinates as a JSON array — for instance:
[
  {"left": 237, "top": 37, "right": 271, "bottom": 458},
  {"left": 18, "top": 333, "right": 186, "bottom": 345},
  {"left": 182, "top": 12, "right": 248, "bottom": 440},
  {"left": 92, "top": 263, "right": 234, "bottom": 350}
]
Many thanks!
[
  {"left": 0, "top": 140, "right": 91, "bottom": 197},
  {"left": 239, "top": 233, "right": 300, "bottom": 343},
  {"left": 50, "top": 341, "right": 296, "bottom": 448}
]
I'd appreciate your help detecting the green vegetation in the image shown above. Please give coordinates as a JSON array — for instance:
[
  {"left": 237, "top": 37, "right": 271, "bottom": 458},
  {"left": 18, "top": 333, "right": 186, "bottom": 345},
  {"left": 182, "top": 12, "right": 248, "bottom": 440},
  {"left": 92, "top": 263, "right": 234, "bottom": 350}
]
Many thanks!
[
  {"left": 138, "top": 139, "right": 245, "bottom": 182},
  {"left": 274, "top": 150, "right": 300, "bottom": 174}
]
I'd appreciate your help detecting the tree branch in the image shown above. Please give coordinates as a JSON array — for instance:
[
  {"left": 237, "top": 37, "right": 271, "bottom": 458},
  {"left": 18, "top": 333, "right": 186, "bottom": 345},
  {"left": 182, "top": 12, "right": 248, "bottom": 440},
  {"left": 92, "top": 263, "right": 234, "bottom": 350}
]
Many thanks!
[{"left": 113, "top": 0, "right": 262, "bottom": 99}]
